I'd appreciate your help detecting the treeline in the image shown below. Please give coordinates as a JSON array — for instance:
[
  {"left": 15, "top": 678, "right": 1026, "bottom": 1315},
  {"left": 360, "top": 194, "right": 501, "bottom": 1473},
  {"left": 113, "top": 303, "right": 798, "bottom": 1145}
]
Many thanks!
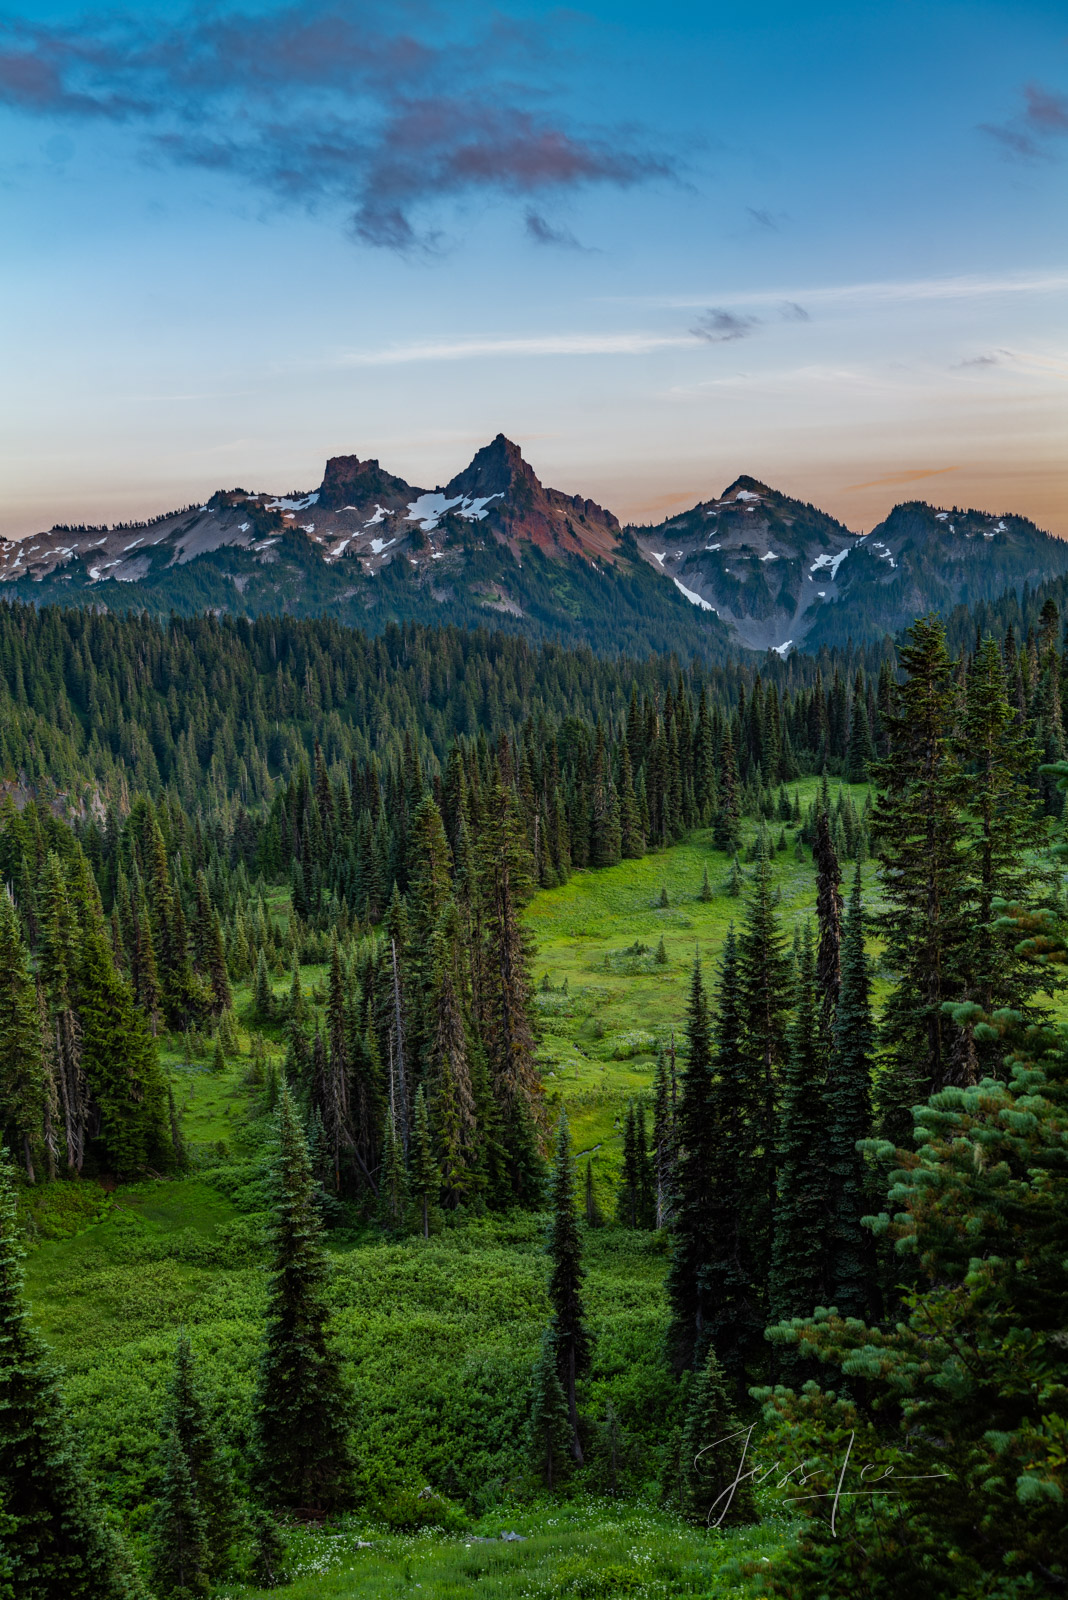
[{"left": 0, "top": 602, "right": 892, "bottom": 822}]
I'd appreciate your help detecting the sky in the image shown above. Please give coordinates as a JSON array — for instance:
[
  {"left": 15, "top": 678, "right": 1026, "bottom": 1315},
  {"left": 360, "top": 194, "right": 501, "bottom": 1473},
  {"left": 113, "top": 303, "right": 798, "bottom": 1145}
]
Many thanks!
[{"left": 1, "top": 0, "right": 1066, "bottom": 539}]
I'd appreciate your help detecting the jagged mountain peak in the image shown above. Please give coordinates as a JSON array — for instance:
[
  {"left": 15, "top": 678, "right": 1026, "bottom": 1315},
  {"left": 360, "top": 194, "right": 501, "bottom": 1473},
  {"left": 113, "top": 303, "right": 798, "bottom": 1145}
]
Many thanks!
[
  {"left": 317, "top": 454, "right": 421, "bottom": 511},
  {"left": 445, "top": 433, "right": 534, "bottom": 501}
]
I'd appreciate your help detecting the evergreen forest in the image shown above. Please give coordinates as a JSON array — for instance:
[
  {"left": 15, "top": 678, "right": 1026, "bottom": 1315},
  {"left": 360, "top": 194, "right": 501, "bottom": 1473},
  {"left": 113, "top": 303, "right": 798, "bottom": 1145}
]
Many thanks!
[{"left": 0, "top": 593, "right": 1065, "bottom": 1598}]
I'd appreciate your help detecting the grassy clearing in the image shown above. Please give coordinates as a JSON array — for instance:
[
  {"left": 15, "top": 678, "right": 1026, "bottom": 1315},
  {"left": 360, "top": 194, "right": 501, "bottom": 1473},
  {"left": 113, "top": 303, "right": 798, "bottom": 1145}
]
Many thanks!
[
  {"left": 215, "top": 1498, "right": 789, "bottom": 1599},
  {"left": 528, "top": 778, "right": 875, "bottom": 1203},
  {"left": 21, "top": 799, "right": 871, "bottom": 1596}
]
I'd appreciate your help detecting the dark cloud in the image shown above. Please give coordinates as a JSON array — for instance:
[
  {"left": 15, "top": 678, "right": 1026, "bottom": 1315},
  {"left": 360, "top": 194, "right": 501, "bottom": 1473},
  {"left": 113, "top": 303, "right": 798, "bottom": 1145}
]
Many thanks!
[
  {"left": 956, "top": 353, "right": 999, "bottom": 367},
  {"left": 780, "top": 300, "right": 809, "bottom": 321},
  {"left": 746, "top": 206, "right": 777, "bottom": 229},
  {"left": 981, "top": 80, "right": 1068, "bottom": 160},
  {"left": 691, "top": 308, "right": 759, "bottom": 343},
  {"left": 524, "top": 209, "right": 583, "bottom": 249},
  {"left": 0, "top": 5, "right": 672, "bottom": 251}
]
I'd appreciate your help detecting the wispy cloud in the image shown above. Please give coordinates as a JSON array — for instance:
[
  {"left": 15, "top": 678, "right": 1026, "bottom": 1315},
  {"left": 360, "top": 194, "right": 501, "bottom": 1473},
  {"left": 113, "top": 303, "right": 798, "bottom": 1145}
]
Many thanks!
[
  {"left": 341, "top": 332, "right": 698, "bottom": 365},
  {"left": 981, "top": 81, "right": 1068, "bottom": 160},
  {"left": 691, "top": 308, "right": 759, "bottom": 343},
  {"left": 618, "top": 270, "right": 1068, "bottom": 313},
  {"left": 0, "top": 5, "right": 672, "bottom": 251},
  {"left": 524, "top": 210, "right": 585, "bottom": 250}
]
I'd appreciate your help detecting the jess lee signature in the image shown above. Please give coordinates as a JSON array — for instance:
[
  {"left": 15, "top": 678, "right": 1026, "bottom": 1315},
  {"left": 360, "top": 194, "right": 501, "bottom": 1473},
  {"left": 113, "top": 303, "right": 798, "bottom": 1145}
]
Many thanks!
[{"left": 697, "top": 1426, "right": 951, "bottom": 1534}]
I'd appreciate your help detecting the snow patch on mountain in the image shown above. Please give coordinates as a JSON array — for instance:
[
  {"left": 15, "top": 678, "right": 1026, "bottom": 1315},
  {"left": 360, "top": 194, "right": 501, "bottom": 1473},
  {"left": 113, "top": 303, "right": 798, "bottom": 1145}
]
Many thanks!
[{"left": 674, "top": 578, "right": 716, "bottom": 612}]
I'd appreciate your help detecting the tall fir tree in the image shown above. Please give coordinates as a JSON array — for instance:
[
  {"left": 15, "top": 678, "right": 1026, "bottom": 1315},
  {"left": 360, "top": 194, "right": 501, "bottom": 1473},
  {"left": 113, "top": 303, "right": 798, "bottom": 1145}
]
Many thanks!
[
  {"left": 525, "top": 1330, "right": 572, "bottom": 1490},
  {"left": 734, "top": 839, "right": 792, "bottom": 1315},
  {"left": 679, "top": 1346, "right": 754, "bottom": 1527},
  {"left": 546, "top": 1109, "right": 592, "bottom": 1463},
  {"left": 148, "top": 1429, "right": 210, "bottom": 1600},
  {"left": 768, "top": 924, "right": 830, "bottom": 1369},
  {"left": 825, "top": 864, "right": 877, "bottom": 1320},
  {"left": 0, "top": 893, "right": 45, "bottom": 1182},
  {"left": 154, "top": 1334, "right": 239, "bottom": 1581},
  {"left": 409, "top": 1086, "right": 441, "bottom": 1239},
  {"left": 251, "top": 1089, "right": 355, "bottom": 1512},
  {"left": 665, "top": 957, "right": 718, "bottom": 1373},
  {"left": 477, "top": 757, "right": 544, "bottom": 1202}
]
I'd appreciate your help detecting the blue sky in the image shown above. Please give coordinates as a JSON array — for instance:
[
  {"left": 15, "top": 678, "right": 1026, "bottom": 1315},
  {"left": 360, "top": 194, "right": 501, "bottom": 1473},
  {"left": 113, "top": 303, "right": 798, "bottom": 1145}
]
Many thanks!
[{"left": 2, "top": 0, "right": 1066, "bottom": 537}]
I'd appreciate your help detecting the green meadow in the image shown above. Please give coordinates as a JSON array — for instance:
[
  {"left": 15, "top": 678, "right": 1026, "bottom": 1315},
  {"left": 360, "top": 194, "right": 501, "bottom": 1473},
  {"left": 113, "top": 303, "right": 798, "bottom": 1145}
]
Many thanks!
[{"left": 20, "top": 779, "right": 873, "bottom": 1598}]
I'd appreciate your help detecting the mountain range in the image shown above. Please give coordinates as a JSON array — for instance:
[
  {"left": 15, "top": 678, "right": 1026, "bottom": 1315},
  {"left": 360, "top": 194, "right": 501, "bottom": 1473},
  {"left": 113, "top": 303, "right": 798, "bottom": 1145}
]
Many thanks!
[{"left": 4, "top": 435, "right": 1066, "bottom": 658}]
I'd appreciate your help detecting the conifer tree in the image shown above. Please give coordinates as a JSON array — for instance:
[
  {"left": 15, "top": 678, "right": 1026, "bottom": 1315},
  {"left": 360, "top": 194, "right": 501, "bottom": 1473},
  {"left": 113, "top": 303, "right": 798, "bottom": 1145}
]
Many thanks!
[
  {"left": 735, "top": 840, "right": 792, "bottom": 1302},
  {"left": 768, "top": 925, "right": 829, "bottom": 1362},
  {"left": 148, "top": 1428, "right": 210, "bottom": 1600},
  {"left": 37, "top": 852, "right": 86, "bottom": 1174},
  {"left": 253, "top": 950, "right": 274, "bottom": 1020},
  {"left": 955, "top": 635, "right": 1049, "bottom": 1067},
  {"left": 871, "top": 617, "right": 970, "bottom": 1140},
  {"left": 697, "top": 863, "right": 713, "bottom": 902},
  {"left": 813, "top": 810, "right": 843, "bottom": 1022},
  {"left": 410, "top": 1086, "right": 440, "bottom": 1239},
  {"left": 377, "top": 1107, "right": 408, "bottom": 1232},
  {"left": 478, "top": 759, "right": 544, "bottom": 1201},
  {"left": 156, "top": 1333, "right": 239, "bottom": 1579},
  {"left": 824, "top": 864, "right": 876, "bottom": 1320},
  {"left": 712, "top": 727, "right": 741, "bottom": 851},
  {"left": 652, "top": 1043, "right": 677, "bottom": 1228},
  {"left": 525, "top": 1330, "right": 572, "bottom": 1490},
  {"left": 0, "top": 894, "right": 45, "bottom": 1181},
  {"left": 251, "top": 1090, "right": 355, "bottom": 1512},
  {"left": 0, "top": 1145, "right": 141, "bottom": 1600},
  {"left": 546, "top": 1109, "right": 591, "bottom": 1462},
  {"left": 680, "top": 1346, "right": 754, "bottom": 1526},
  {"left": 425, "top": 902, "right": 478, "bottom": 1204},
  {"left": 700, "top": 929, "right": 767, "bottom": 1385},
  {"left": 665, "top": 957, "right": 718, "bottom": 1372},
  {"left": 617, "top": 1101, "right": 641, "bottom": 1227}
]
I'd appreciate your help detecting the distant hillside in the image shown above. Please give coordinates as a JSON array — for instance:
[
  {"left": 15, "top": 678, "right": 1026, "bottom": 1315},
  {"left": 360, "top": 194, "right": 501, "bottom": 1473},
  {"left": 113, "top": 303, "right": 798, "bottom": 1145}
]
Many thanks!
[{"left": 632, "top": 479, "right": 1068, "bottom": 653}]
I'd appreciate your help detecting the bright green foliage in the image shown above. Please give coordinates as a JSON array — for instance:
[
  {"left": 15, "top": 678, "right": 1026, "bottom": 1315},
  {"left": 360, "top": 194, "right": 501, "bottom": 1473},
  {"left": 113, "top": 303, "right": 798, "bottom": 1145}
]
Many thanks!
[
  {"left": 148, "top": 1427, "right": 210, "bottom": 1600},
  {"left": 679, "top": 1346, "right": 754, "bottom": 1527},
  {"left": 251, "top": 1089, "right": 355, "bottom": 1512},
  {"left": 825, "top": 864, "right": 877, "bottom": 1319},
  {"left": 409, "top": 1087, "right": 441, "bottom": 1239},
  {"left": 546, "top": 1109, "right": 592, "bottom": 1463},
  {"left": 0, "top": 1145, "right": 141, "bottom": 1600},
  {"left": 768, "top": 924, "right": 829, "bottom": 1361},
  {"left": 0, "top": 894, "right": 45, "bottom": 1182}
]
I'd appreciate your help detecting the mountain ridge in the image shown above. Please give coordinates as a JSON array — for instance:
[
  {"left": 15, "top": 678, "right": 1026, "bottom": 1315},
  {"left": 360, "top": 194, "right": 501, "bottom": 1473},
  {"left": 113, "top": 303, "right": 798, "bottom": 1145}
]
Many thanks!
[{"left": 3, "top": 436, "right": 1066, "bottom": 657}]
